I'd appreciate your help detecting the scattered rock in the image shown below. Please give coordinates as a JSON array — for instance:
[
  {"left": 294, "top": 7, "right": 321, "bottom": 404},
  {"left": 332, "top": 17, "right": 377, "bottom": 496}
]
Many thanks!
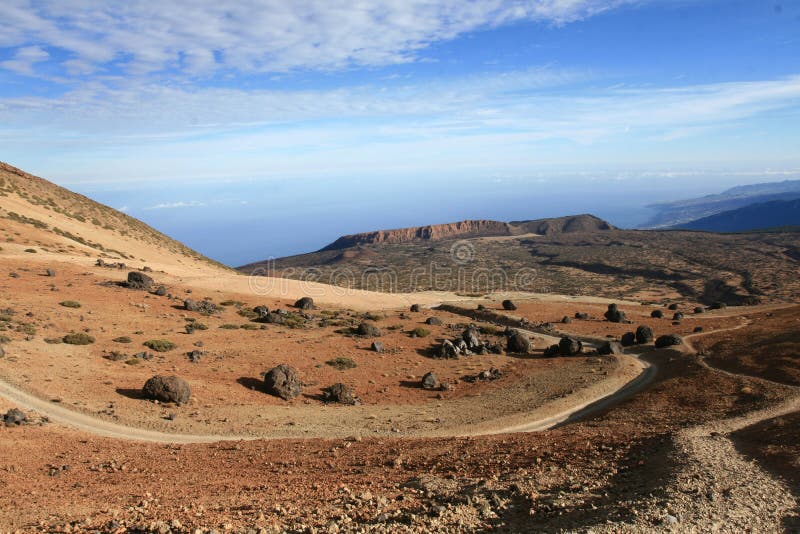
[
  {"left": 187, "top": 350, "right": 204, "bottom": 363},
  {"left": 410, "top": 304, "right": 421, "bottom": 312},
  {"left": 425, "top": 316, "right": 443, "bottom": 326},
  {"left": 694, "top": 326, "right": 704, "bottom": 333},
  {"left": 371, "top": 341, "right": 384, "bottom": 353},
  {"left": 501, "top": 300, "right": 517, "bottom": 311},
  {"left": 142, "top": 376, "right": 191, "bottom": 404},
  {"left": 506, "top": 329, "right": 531, "bottom": 354},
  {"left": 668, "top": 303, "right": 679, "bottom": 310},
  {"left": 635, "top": 325, "right": 654, "bottom": 344},
  {"left": 574, "top": 312, "right": 590, "bottom": 320},
  {"left": 294, "top": 297, "right": 315, "bottom": 310},
  {"left": 154, "top": 285, "right": 167, "bottom": 296},
  {"left": 126, "top": 271, "right": 154, "bottom": 290},
  {"left": 463, "top": 368, "right": 502, "bottom": 383},
  {"left": 672, "top": 312, "right": 685, "bottom": 321},
  {"left": 561, "top": 316, "right": 572, "bottom": 324},
  {"left": 655, "top": 334, "right": 684, "bottom": 348},
  {"left": 421, "top": 372, "right": 439, "bottom": 390},
  {"left": 3, "top": 408, "right": 27, "bottom": 426},
  {"left": 253, "top": 305, "right": 270, "bottom": 318},
  {"left": 322, "top": 383, "right": 357, "bottom": 405},
  {"left": 651, "top": 309, "right": 664, "bottom": 318},
  {"left": 620, "top": 332, "right": 636, "bottom": 347},
  {"left": 694, "top": 306, "right": 705, "bottom": 314},
  {"left": 264, "top": 364, "right": 302, "bottom": 400},
  {"left": 597, "top": 340, "right": 623, "bottom": 355},
  {"left": 45, "top": 268, "right": 56, "bottom": 277},
  {"left": 558, "top": 336, "right": 583, "bottom": 356},
  {"left": 462, "top": 325, "right": 483, "bottom": 351},
  {"left": 357, "top": 323, "right": 382, "bottom": 337}
]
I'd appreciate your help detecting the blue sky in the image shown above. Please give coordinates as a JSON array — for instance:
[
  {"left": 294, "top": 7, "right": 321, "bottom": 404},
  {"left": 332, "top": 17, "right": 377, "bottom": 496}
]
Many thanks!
[{"left": 1, "top": 1, "right": 799, "bottom": 265}]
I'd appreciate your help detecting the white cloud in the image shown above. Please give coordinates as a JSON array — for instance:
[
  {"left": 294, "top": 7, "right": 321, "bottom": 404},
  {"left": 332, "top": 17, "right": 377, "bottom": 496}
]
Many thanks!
[
  {"left": 0, "top": 45, "right": 49, "bottom": 75},
  {"left": 145, "top": 200, "right": 206, "bottom": 210},
  {"left": 0, "top": 1, "right": 636, "bottom": 77}
]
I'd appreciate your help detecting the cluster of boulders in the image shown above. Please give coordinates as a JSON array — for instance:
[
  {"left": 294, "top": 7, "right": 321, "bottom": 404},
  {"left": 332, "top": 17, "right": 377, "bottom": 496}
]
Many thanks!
[
  {"left": 3, "top": 408, "right": 27, "bottom": 426},
  {"left": 436, "top": 325, "right": 505, "bottom": 358},
  {"left": 619, "top": 325, "right": 655, "bottom": 347},
  {"left": 544, "top": 336, "right": 583, "bottom": 357},
  {"left": 462, "top": 367, "right": 502, "bottom": 383},
  {"left": 183, "top": 298, "right": 222, "bottom": 315},
  {"left": 95, "top": 258, "right": 126, "bottom": 269},
  {"left": 604, "top": 303, "right": 629, "bottom": 324}
]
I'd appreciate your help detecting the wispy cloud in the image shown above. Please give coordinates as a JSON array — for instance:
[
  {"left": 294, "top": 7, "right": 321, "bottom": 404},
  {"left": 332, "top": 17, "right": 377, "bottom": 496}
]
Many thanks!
[
  {"left": 144, "top": 200, "right": 206, "bottom": 210},
  {"left": 0, "top": 1, "right": 636, "bottom": 78}
]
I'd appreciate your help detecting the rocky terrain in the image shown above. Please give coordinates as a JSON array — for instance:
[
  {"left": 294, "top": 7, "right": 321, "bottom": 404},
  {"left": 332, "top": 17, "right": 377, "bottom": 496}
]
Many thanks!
[{"left": 1, "top": 162, "right": 799, "bottom": 533}]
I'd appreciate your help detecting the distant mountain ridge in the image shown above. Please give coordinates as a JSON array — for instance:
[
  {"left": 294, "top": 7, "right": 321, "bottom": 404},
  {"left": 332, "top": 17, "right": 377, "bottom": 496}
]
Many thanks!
[
  {"left": 642, "top": 179, "right": 800, "bottom": 229},
  {"left": 320, "top": 214, "right": 614, "bottom": 251},
  {"left": 676, "top": 198, "right": 800, "bottom": 232}
]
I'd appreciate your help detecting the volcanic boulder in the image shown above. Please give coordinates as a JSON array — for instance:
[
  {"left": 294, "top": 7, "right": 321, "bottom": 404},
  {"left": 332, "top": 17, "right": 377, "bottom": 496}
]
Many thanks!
[
  {"left": 574, "top": 312, "right": 590, "bottom": 320},
  {"left": 672, "top": 312, "right": 684, "bottom": 321},
  {"left": 620, "top": 332, "right": 636, "bottom": 347},
  {"left": 263, "top": 364, "right": 302, "bottom": 400},
  {"left": 558, "top": 336, "right": 583, "bottom": 356},
  {"left": 322, "top": 383, "right": 357, "bottom": 405},
  {"left": 127, "top": 271, "right": 154, "bottom": 290},
  {"left": 597, "top": 341, "right": 623, "bottom": 355},
  {"left": 371, "top": 341, "right": 384, "bottom": 353},
  {"left": 462, "top": 326, "right": 483, "bottom": 351},
  {"left": 635, "top": 325, "right": 654, "bottom": 344},
  {"left": 668, "top": 303, "right": 679, "bottom": 311},
  {"left": 294, "top": 297, "right": 315, "bottom": 310},
  {"left": 421, "top": 372, "right": 439, "bottom": 390},
  {"left": 3, "top": 408, "right": 27, "bottom": 426},
  {"left": 506, "top": 329, "right": 531, "bottom": 354},
  {"left": 694, "top": 306, "right": 705, "bottom": 314},
  {"left": 425, "top": 317, "right": 443, "bottom": 326},
  {"left": 142, "top": 376, "right": 191, "bottom": 404},
  {"left": 502, "top": 300, "right": 517, "bottom": 311},
  {"left": 439, "top": 340, "right": 459, "bottom": 359},
  {"left": 357, "top": 323, "right": 382, "bottom": 337},
  {"left": 651, "top": 310, "right": 664, "bottom": 319},
  {"left": 604, "top": 304, "right": 628, "bottom": 323},
  {"left": 655, "top": 334, "right": 684, "bottom": 348},
  {"left": 410, "top": 304, "right": 421, "bottom": 312}
]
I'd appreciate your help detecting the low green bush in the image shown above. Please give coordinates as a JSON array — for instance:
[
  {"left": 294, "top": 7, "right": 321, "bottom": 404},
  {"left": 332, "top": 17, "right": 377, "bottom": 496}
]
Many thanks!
[{"left": 143, "top": 339, "right": 176, "bottom": 352}]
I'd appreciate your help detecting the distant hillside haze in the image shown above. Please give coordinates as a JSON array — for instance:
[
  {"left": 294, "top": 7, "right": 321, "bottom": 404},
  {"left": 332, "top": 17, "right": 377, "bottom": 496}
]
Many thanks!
[
  {"left": 642, "top": 179, "right": 800, "bottom": 229},
  {"left": 676, "top": 198, "right": 800, "bottom": 233},
  {"left": 319, "top": 215, "right": 614, "bottom": 251}
]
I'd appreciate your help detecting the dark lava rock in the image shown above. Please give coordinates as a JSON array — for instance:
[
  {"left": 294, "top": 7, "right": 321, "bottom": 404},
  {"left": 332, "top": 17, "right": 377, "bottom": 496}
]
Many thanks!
[
  {"left": 294, "top": 297, "right": 315, "bottom": 310},
  {"left": 463, "top": 367, "right": 502, "bottom": 383},
  {"left": 253, "top": 305, "right": 270, "bottom": 318},
  {"left": 651, "top": 310, "right": 664, "bottom": 319},
  {"left": 635, "top": 325, "right": 654, "bottom": 344},
  {"left": 502, "top": 300, "right": 517, "bottom": 311},
  {"left": 558, "top": 336, "right": 583, "bottom": 356},
  {"left": 562, "top": 316, "right": 572, "bottom": 324},
  {"left": 322, "top": 383, "right": 357, "bottom": 405},
  {"left": 133, "top": 352, "right": 154, "bottom": 361},
  {"left": 604, "top": 304, "right": 628, "bottom": 323},
  {"left": 371, "top": 341, "right": 384, "bottom": 353},
  {"left": 620, "top": 332, "right": 636, "bottom": 347},
  {"left": 668, "top": 303, "right": 679, "bottom": 311},
  {"left": 597, "top": 340, "right": 623, "bottom": 355},
  {"left": 46, "top": 268, "right": 56, "bottom": 277},
  {"left": 462, "top": 326, "right": 482, "bottom": 351},
  {"left": 3, "top": 408, "right": 27, "bottom": 425},
  {"left": 263, "top": 364, "right": 302, "bottom": 400},
  {"left": 672, "top": 312, "right": 685, "bottom": 321},
  {"left": 187, "top": 350, "right": 204, "bottom": 363},
  {"left": 154, "top": 285, "right": 167, "bottom": 296},
  {"left": 425, "top": 317, "right": 443, "bottom": 326},
  {"left": 142, "top": 376, "right": 191, "bottom": 404},
  {"left": 410, "top": 304, "right": 421, "bottom": 312},
  {"left": 506, "top": 329, "right": 531, "bottom": 354},
  {"left": 439, "top": 339, "right": 459, "bottom": 359},
  {"left": 694, "top": 306, "right": 705, "bottom": 314},
  {"left": 544, "top": 344, "right": 560, "bottom": 357},
  {"left": 357, "top": 323, "right": 382, "bottom": 337},
  {"left": 655, "top": 334, "right": 684, "bottom": 348},
  {"left": 421, "top": 372, "right": 439, "bottom": 390},
  {"left": 127, "top": 271, "right": 154, "bottom": 290},
  {"left": 574, "top": 312, "right": 590, "bottom": 320},
  {"left": 694, "top": 326, "right": 704, "bottom": 333}
]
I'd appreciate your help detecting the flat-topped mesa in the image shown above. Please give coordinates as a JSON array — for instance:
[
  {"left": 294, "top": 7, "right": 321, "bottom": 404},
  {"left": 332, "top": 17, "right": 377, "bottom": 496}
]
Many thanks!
[{"left": 319, "top": 214, "right": 614, "bottom": 251}]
